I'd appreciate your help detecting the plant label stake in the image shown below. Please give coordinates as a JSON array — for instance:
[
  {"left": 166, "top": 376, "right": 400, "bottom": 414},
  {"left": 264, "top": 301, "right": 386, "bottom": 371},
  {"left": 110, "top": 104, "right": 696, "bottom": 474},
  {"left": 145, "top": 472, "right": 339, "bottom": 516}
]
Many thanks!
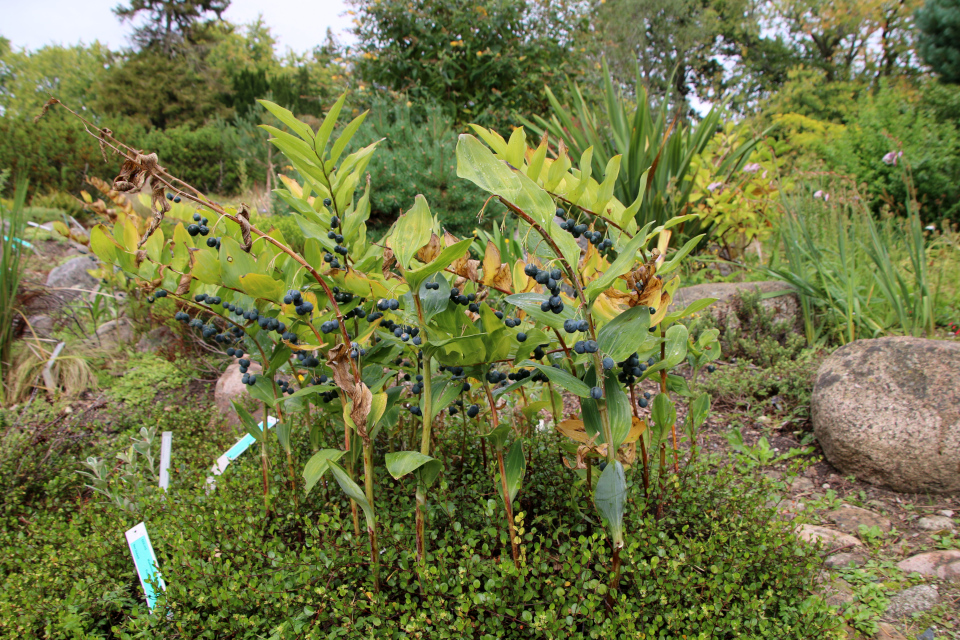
[
  {"left": 158, "top": 431, "right": 172, "bottom": 490},
  {"left": 205, "top": 416, "right": 277, "bottom": 492},
  {"left": 125, "top": 522, "right": 166, "bottom": 610}
]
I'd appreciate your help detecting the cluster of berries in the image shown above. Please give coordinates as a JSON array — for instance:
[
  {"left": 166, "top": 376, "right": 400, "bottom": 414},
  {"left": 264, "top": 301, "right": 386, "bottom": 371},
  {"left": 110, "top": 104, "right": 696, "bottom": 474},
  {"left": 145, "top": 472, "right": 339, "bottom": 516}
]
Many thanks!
[
  {"left": 523, "top": 263, "right": 565, "bottom": 314},
  {"left": 348, "top": 341, "right": 367, "bottom": 360},
  {"left": 388, "top": 323, "right": 420, "bottom": 344},
  {"left": 506, "top": 368, "right": 534, "bottom": 382},
  {"left": 616, "top": 353, "right": 655, "bottom": 386},
  {"left": 146, "top": 288, "right": 168, "bottom": 304},
  {"left": 195, "top": 293, "right": 222, "bottom": 306},
  {"left": 330, "top": 288, "right": 354, "bottom": 305},
  {"left": 423, "top": 281, "right": 442, "bottom": 291},
  {"left": 448, "top": 288, "right": 479, "bottom": 312},
  {"left": 450, "top": 401, "right": 480, "bottom": 418},
  {"left": 438, "top": 365, "right": 467, "bottom": 381},
  {"left": 377, "top": 298, "right": 401, "bottom": 312},
  {"left": 573, "top": 339, "right": 599, "bottom": 354},
  {"left": 282, "top": 289, "right": 314, "bottom": 316},
  {"left": 556, "top": 213, "right": 613, "bottom": 249},
  {"left": 276, "top": 378, "right": 297, "bottom": 396},
  {"left": 563, "top": 319, "right": 590, "bottom": 334},
  {"left": 206, "top": 237, "right": 222, "bottom": 249},
  {"left": 410, "top": 374, "right": 425, "bottom": 394},
  {"left": 254, "top": 314, "right": 285, "bottom": 333},
  {"left": 237, "top": 356, "right": 257, "bottom": 386},
  {"left": 186, "top": 213, "right": 210, "bottom": 237},
  {"left": 486, "top": 370, "right": 509, "bottom": 384},
  {"left": 407, "top": 405, "right": 423, "bottom": 416},
  {"left": 165, "top": 193, "right": 182, "bottom": 204},
  {"left": 638, "top": 391, "right": 652, "bottom": 408},
  {"left": 295, "top": 351, "right": 320, "bottom": 367}
]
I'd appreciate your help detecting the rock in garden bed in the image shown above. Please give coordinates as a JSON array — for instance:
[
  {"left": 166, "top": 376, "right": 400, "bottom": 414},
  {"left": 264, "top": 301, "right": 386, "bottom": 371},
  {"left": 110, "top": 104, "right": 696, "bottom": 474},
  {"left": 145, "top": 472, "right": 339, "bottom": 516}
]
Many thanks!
[
  {"left": 884, "top": 584, "right": 940, "bottom": 620},
  {"left": 811, "top": 337, "right": 960, "bottom": 494},
  {"left": 44, "top": 255, "right": 100, "bottom": 301},
  {"left": 897, "top": 550, "right": 960, "bottom": 581},
  {"left": 215, "top": 362, "right": 263, "bottom": 428}
]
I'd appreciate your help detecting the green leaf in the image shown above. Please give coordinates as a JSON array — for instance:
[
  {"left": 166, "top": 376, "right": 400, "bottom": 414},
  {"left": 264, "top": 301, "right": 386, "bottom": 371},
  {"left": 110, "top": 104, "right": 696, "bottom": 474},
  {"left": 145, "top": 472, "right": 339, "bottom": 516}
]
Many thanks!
[
  {"left": 660, "top": 297, "right": 716, "bottom": 326},
  {"left": 302, "top": 449, "right": 344, "bottom": 497},
  {"left": 604, "top": 374, "right": 632, "bottom": 452},
  {"left": 392, "top": 195, "right": 433, "bottom": 270},
  {"left": 483, "top": 423, "right": 512, "bottom": 449},
  {"left": 594, "top": 461, "right": 627, "bottom": 547},
  {"left": 266, "top": 343, "right": 293, "bottom": 376},
  {"left": 219, "top": 237, "right": 258, "bottom": 290},
  {"left": 416, "top": 274, "right": 450, "bottom": 322},
  {"left": 504, "top": 292, "right": 574, "bottom": 332},
  {"left": 258, "top": 99, "right": 314, "bottom": 142},
  {"left": 596, "top": 305, "right": 653, "bottom": 362},
  {"left": 523, "top": 361, "right": 592, "bottom": 398},
  {"left": 657, "top": 234, "right": 704, "bottom": 277},
  {"left": 686, "top": 393, "right": 710, "bottom": 438},
  {"left": 368, "top": 392, "right": 389, "bottom": 434},
  {"left": 315, "top": 94, "right": 347, "bottom": 160},
  {"left": 504, "top": 127, "right": 526, "bottom": 168},
  {"left": 328, "top": 111, "right": 368, "bottom": 169},
  {"left": 89, "top": 225, "right": 120, "bottom": 265},
  {"left": 276, "top": 421, "right": 292, "bottom": 454},
  {"left": 504, "top": 439, "right": 525, "bottom": 503},
  {"left": 666, "top": 374, "right": 694, "bottom": 397},
  {"left": 404, "top": 238, "right": 473, "bottom": 292},
  {"left": 429, "top": 378, "right": 462, "bottom": 424},
  {"left": 231, "top": 400, "right": 262, "bottom": 442},
  {"left": 239, "top": 273, "right": 282, "bottom": 303},
  {"left": 585, "top": 227, "right": 648, "bottom": 303},
  {"left": 328, "top": 460, "right": 372, "bottom": 521},
  {"left": 643, "top": 324, "right": 689, "bottom": 378},
  {"left": 650, "top": 393, "right": 676, "bottom": 448},
  {"left": 192, "top": 247, "right": 220, "bottom": 285},
  {"left": 385, "top": 451, "right": 442, "bottom": 487}
]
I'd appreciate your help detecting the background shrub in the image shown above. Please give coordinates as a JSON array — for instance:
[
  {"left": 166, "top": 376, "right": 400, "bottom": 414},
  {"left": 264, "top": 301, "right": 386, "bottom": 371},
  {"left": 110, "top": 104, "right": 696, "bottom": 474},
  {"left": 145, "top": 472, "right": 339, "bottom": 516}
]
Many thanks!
[{"left": 350, "top": 98, "right": 500, "bottom": 236}]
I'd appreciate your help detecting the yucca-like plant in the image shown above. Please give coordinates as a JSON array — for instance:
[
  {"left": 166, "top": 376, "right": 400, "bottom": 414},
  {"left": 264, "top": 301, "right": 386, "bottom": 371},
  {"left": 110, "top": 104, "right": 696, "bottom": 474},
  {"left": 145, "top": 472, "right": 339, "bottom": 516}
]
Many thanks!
[
  {"left": 522, "top": 59, "right": 760, "bottom": 232},
  {"left": 0, "top": 174, "right": 28, "bottom": 404}
]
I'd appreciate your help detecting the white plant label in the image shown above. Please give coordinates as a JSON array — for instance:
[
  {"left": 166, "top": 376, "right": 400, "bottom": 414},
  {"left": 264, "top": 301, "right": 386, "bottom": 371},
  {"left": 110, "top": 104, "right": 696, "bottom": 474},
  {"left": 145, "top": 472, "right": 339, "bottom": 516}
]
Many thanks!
[
  {"left": 158, "top": 431, "right": 172, "bottom": 490},
  {"left": 125, "top": 522, "right": 166, "bottom": 610}
]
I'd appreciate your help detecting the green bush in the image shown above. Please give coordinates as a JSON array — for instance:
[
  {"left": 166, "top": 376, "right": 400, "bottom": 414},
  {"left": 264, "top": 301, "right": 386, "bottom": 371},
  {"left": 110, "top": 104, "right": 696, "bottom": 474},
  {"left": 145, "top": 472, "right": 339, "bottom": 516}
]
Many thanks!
[
  {"left": 822, "top": 80, "right": 960, "bottom": 223},
  {"left": 135, "top": 124, "right": 242, "bottom": 195},
  {"left": 0, "top": 424, "right": 840, "bottom": 639},
  {"left": 0, "top": 113, "right": 246, "bottom": 200},
  {"left": 350, "top": 98, "right": 500, "bottom": 237},
  {"left": 690, "top": 290, "right": 822, "bottom": 419}
]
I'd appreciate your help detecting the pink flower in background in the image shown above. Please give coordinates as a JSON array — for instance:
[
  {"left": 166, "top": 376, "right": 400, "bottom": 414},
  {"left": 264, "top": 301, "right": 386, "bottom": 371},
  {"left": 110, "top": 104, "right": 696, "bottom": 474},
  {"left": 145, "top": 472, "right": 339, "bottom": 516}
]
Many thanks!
[
  {"left": 813, "top": 190, "right": 830, "bottom": 201},
  {"left": 882, "top": 151, "right": 903, "bottom": 166},
  {"left": 707, "top": 181, "right": 723, "bottom": 192},
  {"left": 742, "top": 162, "right": 762, "bottom": 173}
]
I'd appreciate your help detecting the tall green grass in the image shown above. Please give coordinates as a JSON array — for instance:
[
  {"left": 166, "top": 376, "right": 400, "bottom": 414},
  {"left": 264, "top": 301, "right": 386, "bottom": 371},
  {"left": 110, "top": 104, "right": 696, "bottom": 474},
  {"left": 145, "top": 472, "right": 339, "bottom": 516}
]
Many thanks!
[
  {"left": 1, "top": 173, "right": 28, "bottom": 403},
  {"left": 763, "top": 172, "right": 957, "bottom": 345}
]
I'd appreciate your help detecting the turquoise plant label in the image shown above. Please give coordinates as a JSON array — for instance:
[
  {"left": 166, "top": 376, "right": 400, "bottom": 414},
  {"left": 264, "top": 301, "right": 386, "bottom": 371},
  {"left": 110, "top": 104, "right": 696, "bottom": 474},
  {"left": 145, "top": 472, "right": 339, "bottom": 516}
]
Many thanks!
[
  {"left": 206, "top": 417, "right": 278, "bottom": 490},
  {"left": 125, "top": 522, "right": 166, "bottom": 610}
]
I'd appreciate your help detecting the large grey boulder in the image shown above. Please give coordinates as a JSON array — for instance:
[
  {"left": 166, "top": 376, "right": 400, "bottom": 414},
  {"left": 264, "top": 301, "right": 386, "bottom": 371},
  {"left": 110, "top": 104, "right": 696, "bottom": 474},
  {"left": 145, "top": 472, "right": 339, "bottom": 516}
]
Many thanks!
[
  {"left": 671, "top": 281, "right": 799, "bottom": 328},
  {"left": 45, "top": 256, "right": 100, "bottom": 299},
  {"left": 136, "top": 326, "right": 179, "bottom": 354},
  {"left": 812, "top": 337, "right": 960, "bottom": 494},
  {"left": 214, "top": 362, "right": 263, "bottom": 429},
  {"left": 87, "top": 318, "right": 135, "bottom": 350}
]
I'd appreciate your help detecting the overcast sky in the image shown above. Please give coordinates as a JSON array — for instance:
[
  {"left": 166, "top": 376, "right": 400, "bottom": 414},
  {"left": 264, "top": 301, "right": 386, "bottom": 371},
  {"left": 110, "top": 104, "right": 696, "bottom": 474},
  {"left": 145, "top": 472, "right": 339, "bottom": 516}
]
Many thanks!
[{"left": 0, "top": 0, "right": 355, "bottom": 53}]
